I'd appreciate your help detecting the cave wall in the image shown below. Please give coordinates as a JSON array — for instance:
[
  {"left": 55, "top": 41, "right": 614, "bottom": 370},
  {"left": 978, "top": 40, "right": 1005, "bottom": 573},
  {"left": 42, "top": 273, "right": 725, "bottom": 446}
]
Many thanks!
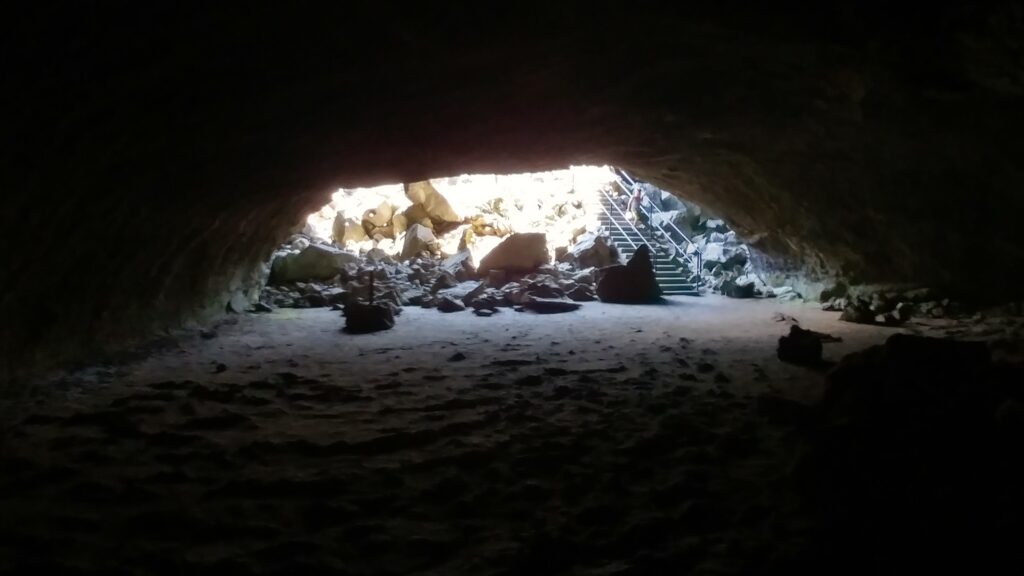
[{"left": 4, "top": 3, "right": 1023, "bottom": 379}]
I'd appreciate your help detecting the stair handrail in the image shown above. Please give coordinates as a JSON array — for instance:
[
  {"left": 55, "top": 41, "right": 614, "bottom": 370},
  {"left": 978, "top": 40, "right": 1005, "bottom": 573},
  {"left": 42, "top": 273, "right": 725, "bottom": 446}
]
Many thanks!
[
  {"left": 614, "top": 171, "right": 703, "bottom": 273},
  {"left": 596, "top": 186, "right": 658, "bottom": 257}
]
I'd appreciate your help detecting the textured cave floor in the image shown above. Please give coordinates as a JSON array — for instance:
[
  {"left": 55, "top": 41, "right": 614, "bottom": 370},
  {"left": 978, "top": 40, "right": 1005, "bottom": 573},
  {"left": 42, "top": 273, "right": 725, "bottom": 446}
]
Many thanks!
[{"left": 0, "top": 297, "right": 1017, "bottom": 575}]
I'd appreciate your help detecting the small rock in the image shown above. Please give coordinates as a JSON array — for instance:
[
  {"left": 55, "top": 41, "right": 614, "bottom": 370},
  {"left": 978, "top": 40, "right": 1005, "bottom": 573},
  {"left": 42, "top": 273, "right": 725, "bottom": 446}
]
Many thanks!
[
  {"left": 200, "top": 329, "right": 217, "bottom": 340},
  {"left": 772, "top": 312, "right": 799, "bottom": 324},
  {"left": 474, "top": 309, "right": 495, "bottom": 317},
  {"left": 448, "top": 352, "right": 467, "bottom": 362},
  {"left": 214, "top": 363, "right": 228, "bottom": 373},
  {"left": 520, "top": 297, "right": 581, "bottom": 314},
  {"left": 697, "top": 362, "right": 715, "bottom": 373},
  {"left": 251, "top": 302, "right": 274, "bottom": 313}
]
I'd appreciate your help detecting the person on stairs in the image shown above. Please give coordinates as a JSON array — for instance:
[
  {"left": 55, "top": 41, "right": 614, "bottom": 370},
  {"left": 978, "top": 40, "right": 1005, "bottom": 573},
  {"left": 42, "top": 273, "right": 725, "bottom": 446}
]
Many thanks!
[{"left": 627, "top": 183, "right": 645, "bottom": 228}]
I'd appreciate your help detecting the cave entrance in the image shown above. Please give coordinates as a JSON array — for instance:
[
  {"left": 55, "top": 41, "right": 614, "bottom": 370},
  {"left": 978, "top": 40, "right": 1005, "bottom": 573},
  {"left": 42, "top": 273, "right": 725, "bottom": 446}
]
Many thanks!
[{"left": 260, "top": 165, "right": 764, "bottom": 317}]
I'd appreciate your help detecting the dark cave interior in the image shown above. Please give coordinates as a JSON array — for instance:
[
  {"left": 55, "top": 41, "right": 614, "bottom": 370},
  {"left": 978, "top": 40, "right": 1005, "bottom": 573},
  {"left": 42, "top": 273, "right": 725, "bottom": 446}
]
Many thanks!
[{"left": 3, "top": 3, "right": 1024, "bottom": 574}]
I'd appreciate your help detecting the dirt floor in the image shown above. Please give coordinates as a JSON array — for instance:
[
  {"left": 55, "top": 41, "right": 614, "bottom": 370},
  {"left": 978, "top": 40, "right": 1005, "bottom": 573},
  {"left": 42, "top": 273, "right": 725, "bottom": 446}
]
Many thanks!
[{"left": 0, "top": 296, "right": 1002, "bottom": 574}]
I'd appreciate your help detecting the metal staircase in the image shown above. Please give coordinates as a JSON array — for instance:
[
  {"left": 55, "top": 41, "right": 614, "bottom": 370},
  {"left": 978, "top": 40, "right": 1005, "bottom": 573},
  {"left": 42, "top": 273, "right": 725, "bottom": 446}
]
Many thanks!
[{"left": 591, "top": 171, "right": 703, "bottom": 296}]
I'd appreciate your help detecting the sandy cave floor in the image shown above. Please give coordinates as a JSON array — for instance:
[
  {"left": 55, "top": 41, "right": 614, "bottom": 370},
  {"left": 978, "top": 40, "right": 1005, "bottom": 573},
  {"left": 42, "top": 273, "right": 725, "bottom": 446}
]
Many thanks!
[{"left": 0, "top": 296, "right": 1006, "bottom": 575}]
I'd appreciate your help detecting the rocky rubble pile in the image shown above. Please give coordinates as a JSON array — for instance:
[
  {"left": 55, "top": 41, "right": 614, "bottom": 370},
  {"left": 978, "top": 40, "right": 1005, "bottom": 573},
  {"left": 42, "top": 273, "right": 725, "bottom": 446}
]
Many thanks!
[
  {"left": 631, "top": 181, "right": 805, "bottom": 300},
  {"left": 257, "top": 229, "right": 626, "bottom": 318}
]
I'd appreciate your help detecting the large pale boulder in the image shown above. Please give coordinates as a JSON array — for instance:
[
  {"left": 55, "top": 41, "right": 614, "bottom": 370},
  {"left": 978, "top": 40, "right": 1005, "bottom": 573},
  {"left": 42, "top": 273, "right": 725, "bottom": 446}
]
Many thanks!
[
  {"left": 477, "top": 233, "right": 550, "bottom": 277},
  {"left": 331, "top": 213, "right": 347, "bottom": 245},
  {"left": 338, "top": 216, "right": 367, "bottom": 245},
  {"left": 391, "top": 212, "right": 408, "bottom": 238},
  {"left": 596, "top": 244, "right": 662, "bottom": 303},
  {"left": 362, "top": 201, "right": 397, "bottom": 239},
  {"left": 269, "top": 244, "right": 359, "bottom": 284},
  {"left": 400, "top": 224, "right": 438, "bottom": 260},
  {"left": 570, "top": 233, "right": 620, "bottom": 269},
  {"left": 405, "top": 180, "right": 461, "bottom": 234},
  {"left": 402, "top": 203, "right": 434, "bottom": 230}
]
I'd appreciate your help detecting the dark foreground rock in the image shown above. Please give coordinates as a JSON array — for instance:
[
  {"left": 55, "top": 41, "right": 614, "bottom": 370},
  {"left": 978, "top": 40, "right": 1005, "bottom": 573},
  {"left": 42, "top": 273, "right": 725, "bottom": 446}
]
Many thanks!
[
  {"left": 342, "top": 302, "right": 395, "bottom": 333},
  {"left": 802, "top": 334, "right": 1024, "bottom": 573},
  {"left": 596, "top": 245, "right": 662, "bottom": 304},
  {"left": 777, "top": 325, "right": 823, "bottom": 366}
]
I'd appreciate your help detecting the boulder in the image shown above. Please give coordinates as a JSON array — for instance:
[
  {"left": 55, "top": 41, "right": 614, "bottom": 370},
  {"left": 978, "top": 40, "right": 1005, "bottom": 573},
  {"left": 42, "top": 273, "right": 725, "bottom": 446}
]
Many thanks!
[
  {"left": 567, "top": 285, "right": 597, "bottom": 302},
  {"left": 721, "top": 277, "right": 755, "bottom": 298},
  {"left": 521, "top": 297, "right": 581, "bottom": 314},
  {"left": 405, "top": 180, "right": 461, "bottom": 235},
  {"left": 572, "top": 267, "right": 596, "bottom": 286},
  {"left": 402, "top": 203, "right": 434, "bottom": 230},
  {"left": 437, "top": 280, "right": 482, "bottom": 302},
  {"left": 343, "top": 301, "right": 395, "bottom": 333},
  {"left": 777, "top": 325, "right": 824, "bottom": 366},
  {"left": 569, "top": 233, "right": 619, "bottom": 269},
  {"left": 822, "top": 297, "right": 848, "bottom": 312},
  {"left": 391, "top": 212, "right": 408, "bottom": 238},
  {"left": 518, "top": 275, "right": 564, "bottom": 300},
  {"left": 331, "top": 213, "right": 347, "bottom": 245},
  {"left": 840, "top": 300, "right": 876, "bottom": 324},
  {"left": 441, "top": 249, "right": 476, "bottom": 281},
  {"left": 269, "top": 244, "right": 359, "bottom": 284},
  {"left": 437, "top": 296, "right": 466, "bottom": 313},
  {"left": 477, "top": 233, "right": 550, "bottom": 276},
  {"left": 400, "top": 224, "right": 438, "bottom": 260},
  {"left": 596, "top": 244, "right": 662, "bottom": 304},
  {"left": 335, "top": 218, "right": 368, "bottom": 246},
  {"left": 486, "top": 269, "right": 507, "bottom": 288},
  {"left": 430, "top": 271, "right": 458, "bottom": 293},
  {"left": 704, "top": 218, "right": 728, "bottom": 232},
  {"left": 701, "top": 243, "right": 726, "bottom": 266},
  {"left": 361, "top": 201, "right": 398, "bottom": 238}
]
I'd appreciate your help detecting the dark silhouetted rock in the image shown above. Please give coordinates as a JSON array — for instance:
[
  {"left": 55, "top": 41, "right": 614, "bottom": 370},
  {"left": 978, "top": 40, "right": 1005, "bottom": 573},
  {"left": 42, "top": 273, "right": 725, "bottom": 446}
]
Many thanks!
[
  {"left": 343, "top": 302, "right": 395, "bottom": 333},
  {"left": 596, "top": 245, "right": 662, "bottom": 304},
  {"left": 777, "top": 325, "right": 823, "bottom": 366},
  {"left": 721, "top": 278, "right": 755, "bottom": 298}
]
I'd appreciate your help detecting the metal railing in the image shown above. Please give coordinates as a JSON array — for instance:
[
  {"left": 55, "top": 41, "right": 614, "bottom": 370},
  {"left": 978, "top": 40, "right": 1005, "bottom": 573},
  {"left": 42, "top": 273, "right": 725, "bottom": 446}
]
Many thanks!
[
  {"left": 596, "top": 186, "right": 658, "bottom": 256},
  {"left": 612, "top": 170, "right": 702, "bottom": 273}
]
